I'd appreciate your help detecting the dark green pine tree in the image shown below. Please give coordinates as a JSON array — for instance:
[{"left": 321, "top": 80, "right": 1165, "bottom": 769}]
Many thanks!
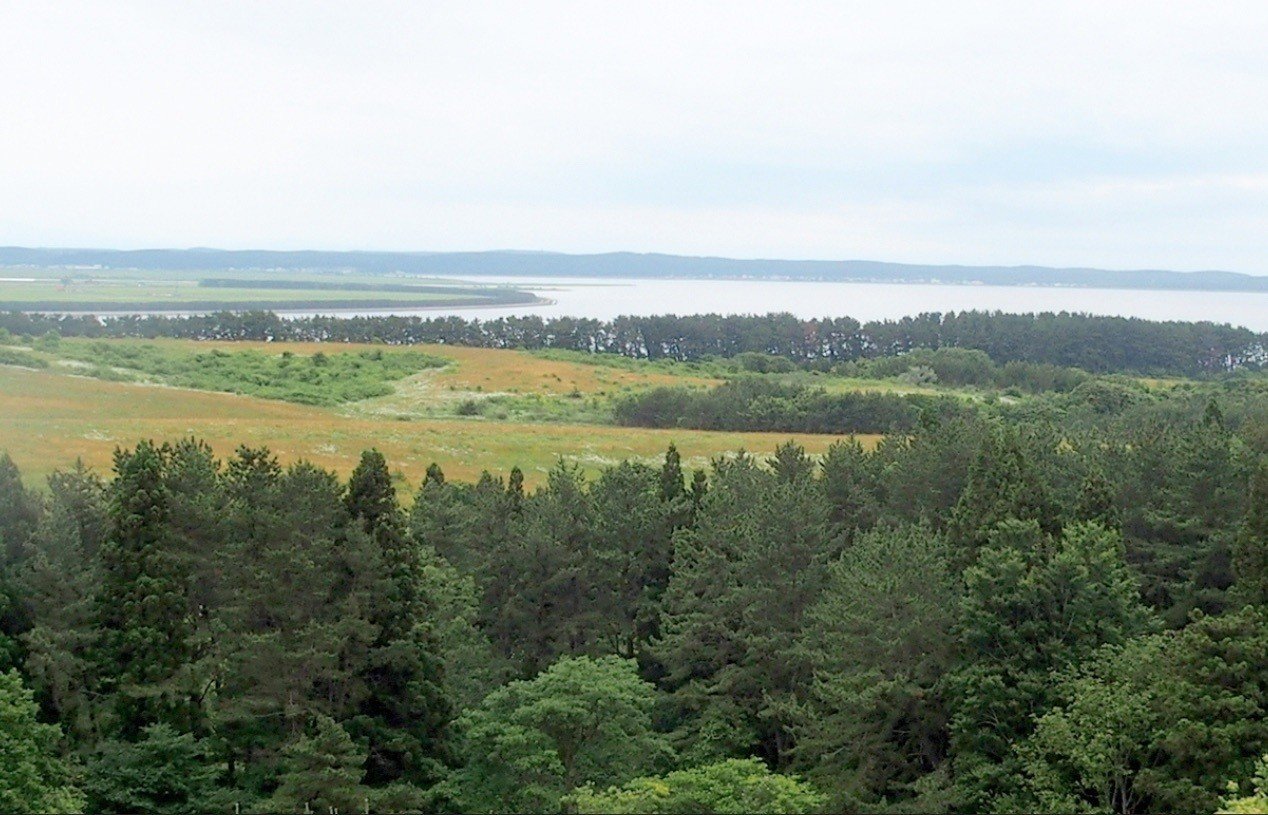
[
  {"left": 947, "top": 520, "right": 1153, "bottom": 809},
  {"left": 688, "top": 469, "right": 709, "bottom": 517},
  {"left": 84, "top": 724, "right": 222, "bottom": 815},
  {"left": 818, "top": 438, "right": 880, "bottom": 543},
  {"left": 345, "top": 450, "right": 452, "bottom": 790},
  {"left": 797, "top": 523, "right": 956, "bottom": 811},
  {"left": 589, "top": 462, "right": 675, "bottom": 662},
  {"left": 346, "top": 449, "right": 399, "bottom": 531},
  {"left": 13, "top": 463, "right": 108, "bottom": 746},
  {"left": 1074, "top": 463, "right": 1121, "bottom": 531},
  {"left": 769, "top": 441, "right": 815, "bottom": 484},
  {"left": 0, "top": 453, "right": 40, "bottom": 676},
  {"left": 159, "top": 439, "right": 228, "bottom": 714},
  {"left": 1235, "top": 458, "right": 1268, "bottom": 605},
  {"left": 269, "top": 716, "right": 369, "bottom": 815},
  {"left": 659, "top": 445, "right": 696, "bottom": 533},
  {"left": 46, "top": 461, "right": 110, "bottom": 560},
  {"left": 947, "top": 425, "right": 1061, "bottom": 565},
  {"left": 0, "top": 452, "right": 41, "bottom": 567},
  {"left": 689, "top": 466, "right": 710, "bottom": 529},
  {"left": 483, "top": 462, "right": 593, "bottom": 676},
  {"left": 95, "top": 441, "right": 193, "bottom": 738},
  {"left": 410, "top": 470, "right": 480, "bottom": 575},
  {"left": 507, "top": 466, "right": 525, "bottom": 514},
  {"left": 1124, "top": 416, "right": 1244, "bottom": 623},
  {"left": 659, "top": 444, "right": 685, "bottom": 502},
  {"left": 659, "top": 453, "right": 835, "bottom": 769},
  {"left": 211, "top": 450, "right": 375, "bottom": 795}
]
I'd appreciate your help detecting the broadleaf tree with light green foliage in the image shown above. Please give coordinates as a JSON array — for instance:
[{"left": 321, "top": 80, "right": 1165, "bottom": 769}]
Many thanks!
[
  {"left": 567, "top": 758, "right": 825, "bottom": 814},
  {"left": 445, "top": 655, "right": 672, "bottom": 813}
]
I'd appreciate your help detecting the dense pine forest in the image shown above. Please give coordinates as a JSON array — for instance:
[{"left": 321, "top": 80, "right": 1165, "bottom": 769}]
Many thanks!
[
  {"left": 4, "top": 309, "right": 1264, "bottom": 376},
  {"left": 3, "top": 331, "right": 1268, "bottom": 812}
]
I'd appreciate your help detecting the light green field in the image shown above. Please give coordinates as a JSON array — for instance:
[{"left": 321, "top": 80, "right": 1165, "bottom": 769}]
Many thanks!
[
  {"left": 0, "top": 339, "right": 873, "bottom": 491},
  {"left": 0, "top": 280, "right": 475, "bottom": 304},
  {"left": 0, "top": 267, "right": 537, "bottom": 311}
]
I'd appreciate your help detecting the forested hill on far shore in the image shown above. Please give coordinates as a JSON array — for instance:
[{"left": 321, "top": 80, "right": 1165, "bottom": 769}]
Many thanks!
[{"left": 5, "top": 246, "right": 1268, "bottom": 292}]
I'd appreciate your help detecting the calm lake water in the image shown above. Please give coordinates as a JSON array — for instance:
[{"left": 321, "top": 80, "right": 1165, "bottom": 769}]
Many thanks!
[{"left": 291, "top": 276, "right": 1268, "bottom": 332}]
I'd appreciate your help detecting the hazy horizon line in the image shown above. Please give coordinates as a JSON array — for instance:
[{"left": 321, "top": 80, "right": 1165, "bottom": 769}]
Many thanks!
[{"left": 2, "top": 244, "right": 1263, "bottom": 277}]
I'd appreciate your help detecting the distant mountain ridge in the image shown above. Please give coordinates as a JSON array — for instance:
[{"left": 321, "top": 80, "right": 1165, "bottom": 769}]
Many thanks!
[{"left": 3, "top": 246, "right": 1267, "bottom": 292}]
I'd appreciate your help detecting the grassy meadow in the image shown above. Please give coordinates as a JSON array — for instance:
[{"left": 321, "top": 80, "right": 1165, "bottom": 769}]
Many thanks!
[{"left": 0, "top": 338, "right": 870, "bottom": 491}]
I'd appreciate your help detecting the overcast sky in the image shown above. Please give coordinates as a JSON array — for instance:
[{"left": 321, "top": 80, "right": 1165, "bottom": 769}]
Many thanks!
[{"left": 4, "top": 2, "right": 1268, "bottom": 272}]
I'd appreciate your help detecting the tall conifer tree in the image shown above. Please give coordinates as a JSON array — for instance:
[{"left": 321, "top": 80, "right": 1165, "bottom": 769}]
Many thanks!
[
  {"left": 95, "top": 442, "right": 192, "bottom": 738},
  {"left": 345, "top": 450, "right": 451, "bottom": 789},
  {"left": 1236, "top": 458, "right": 1268, "bottom": 605}
]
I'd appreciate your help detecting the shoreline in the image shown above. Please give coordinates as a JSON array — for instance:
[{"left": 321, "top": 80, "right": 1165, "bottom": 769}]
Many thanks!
[{"left": 441, "top": 272, "right": 1268, "bottom": 295}]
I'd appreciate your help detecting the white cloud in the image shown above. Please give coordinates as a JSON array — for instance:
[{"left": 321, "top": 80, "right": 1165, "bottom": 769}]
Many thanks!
[{"left": 3, "top": 1, "right": 1268, "bottom": 272}]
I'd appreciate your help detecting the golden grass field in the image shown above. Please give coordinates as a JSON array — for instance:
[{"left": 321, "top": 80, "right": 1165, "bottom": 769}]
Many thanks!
[{"left": 0, "top": 341, "right": 876, "bottom": 492}]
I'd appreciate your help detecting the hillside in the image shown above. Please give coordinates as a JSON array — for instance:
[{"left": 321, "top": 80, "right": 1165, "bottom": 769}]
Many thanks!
[{"left": 4, "top": 246, "right": 1268, "bottom": 292}]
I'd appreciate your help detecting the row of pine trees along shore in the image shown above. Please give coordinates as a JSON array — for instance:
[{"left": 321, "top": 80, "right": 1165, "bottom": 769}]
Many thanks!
[{"left": 3, "top": 400, "right": 1268, "bottom": 812}]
